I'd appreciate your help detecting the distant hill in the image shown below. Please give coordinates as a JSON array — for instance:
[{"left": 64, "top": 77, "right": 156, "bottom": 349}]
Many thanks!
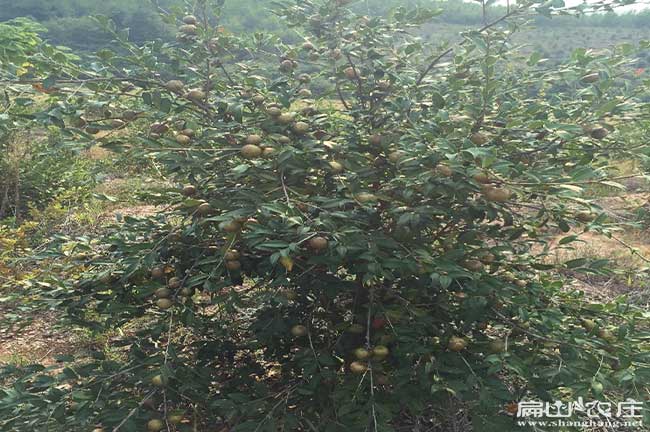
[{"left": 1, "top": 0, "right": 648, "bottom": 65}]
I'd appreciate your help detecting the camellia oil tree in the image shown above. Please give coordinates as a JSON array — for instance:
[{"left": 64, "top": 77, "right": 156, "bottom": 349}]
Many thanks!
[{"left": 2, "top": 0, "right": 650, "bottom": 431}]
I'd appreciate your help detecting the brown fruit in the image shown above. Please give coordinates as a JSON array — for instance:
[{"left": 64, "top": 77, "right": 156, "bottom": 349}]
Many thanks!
[
  {"left": 328, "top": 161, "right": 344, "bottom": 173},
  {"left": 462, "top": 259, "right": 484, "bottom": 272},
  {"left": 372, "top": 345, "right": 390, "bottom": 360},
  {"left": 598, "top": 328, "right": 615, "bottom": 342},
  {"left": 154, "top": 288, "right": 172, "bottom": 299},
  {"left": 181, "top": 128, "right": 195, "bottom": 137},
  {"left": 111, "top": 119, "right": 125, "bottom": 129},
  {"left": 448, "top": 336, "right": 467, "bottom": 352},
  {"left": 182, "top": 185, "right": 197, "bottom": 196},
  {"left": 353, "top": 348, "right": 371, "bottom": 360},
  {"left": 368, "top": 134, "right": 383, "bottom": 145},
  {"left": 514, "top": 279, "right": 527, "bottom": 288},
  {"left": 147, "top": 419, "right": 165, "bottom": 432},
  {"left": 576, "top": 211, "right": 596, "bottom": 222},
  {"left": 266, "top": 106, "right": 282, "bottom": 117},
  {"left": 197, "top": 202, "right": 212, "bottom": 216},
  {"left": 436, "top": 165, "right": 453, "bottom": 177},
  {"left": 330, "top": 48, "right": 343, "bottom": 60},
  {"left": 225, "top": 260, "right": 241, "bottom": 271},
  {"left": 165, "top": 80, "right": 185, "bottom": 92},
  {"left": 186, "top": 89, "right": 205, "bottom": 100},
  {"left": 291, "top": 324, "right": 308, "bottom": 337},
  {"left": 241, "top": 144, "right": 262, "bottom": 159},
  {"left": 298, "top": 88, "right": 312, "bottom": 98},
  {"left": 302, "top": 41, "right": 314, "bottom": 51},
  {"left": 473, "top": 172, "right": 490, "bottom": 184},
  {"left": 350, "top": 361, "right": 368, "bottom": 374},
  {"left": 179, "top": 24, "right": 197, "bottom": 35},
  {"left": 180, "top": 287, "right": 195, "bottom": 297},
  {"left": 309, "top": 236, "right": 329, "bottom": 251},
  {"left": 245, "top": 134, "right": 263, "bottom": 145},
  {"left": 280, "top": 59, "right": 294, "bottom": 72},
  {"left": 581, "top": 319, "right": 597, "bottom": 331},
  {"left": 183, "top": 15, "right": 198, "bottom": 25},
  {"left": 168, "top": 413, "right": 184, "bottom": 425},
  {"left": 344, "top": 67, "right": 357, "bottom": 79},
  {"left": 590, "top": 127, "right": 609, "bottom": 140},
  {"left": 482, "top": 185, "right": 511, "bottom": 203},
  {"left": 151, "top": 266, "right": 165, "bottom": 279},
  {"left": 252, "top": 94, "right": 265, "bottom": 104},
  {"left": 168, "top": 277, "right": 182, "bottom": 289},
  {"left": 156, "top": 298, "right": 173, "bottom": 310},
  {"left": 388, "top": 151, "right": 405, "bottom": 163},
  {"left": 298, "top": 73, "right": 311, "bottom": 83},
  {"left": 150, "top": 122, "right": 169, "bottom": 134},
  {"left": 221, "top": 221, "right": 242, "bottom": 233},
  {"left": 470, "top": 132, "right": 488, "bottom": 145},
  {"left": 293, "top": 122, "right": 310, "bottom": 134},
  {"left": 277, "top": 113, "right": 295, "bottom": 124},
  {"left": 175, "top": 134, "right": 191, "bottom": 145},
  {"left": 224, "top": 250, "right": 240, "bottom": 261},
  {"left": 262, "top": 147, "right": 276, "bottom": 158}
]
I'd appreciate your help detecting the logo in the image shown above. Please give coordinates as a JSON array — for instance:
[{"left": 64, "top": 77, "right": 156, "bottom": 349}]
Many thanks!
[{"left": 515, "top": 398, "right": 644, "bottom": 428}]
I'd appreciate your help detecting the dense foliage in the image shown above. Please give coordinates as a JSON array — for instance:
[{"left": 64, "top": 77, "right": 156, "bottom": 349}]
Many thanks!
[{"left": 2, "top": 0, "right": 650, "bottom": 431}]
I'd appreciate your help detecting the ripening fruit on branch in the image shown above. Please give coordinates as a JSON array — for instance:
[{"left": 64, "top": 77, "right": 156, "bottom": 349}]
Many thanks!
[
  {"left": 266, "top": 106, "right": 282, "bottom": 117},
  {"left": 197, "top": 202, "right": 212, "bottom": 216},
  {"left": 448, "top": 336, "right": 467, "bottom": 352},
  {"left": 344, "top": 67, "right": 357, "bottom": 79},
  {"left": 354, "top": 348, "right": 371, "bottom": 360},
  {"left": 302, "top": 41, "right": 314, "bottom": 51},
  {"left": 241, "top": 144, "right": 262, "bottom": 159},
  {"left": 481, "top": 185, "right": 511, "bottom": 202},
  {"left": 168, "top": 277, "right": 182, "bottom": 289},
  {"left": 372, "top": 345, "right": 390, "bottom": 360},
  {"left": 168, "top": 413, "right": 185, "bottom": 425},
  {"left": 225, "top": 260, "right": 241, "bottom": 271},
  {"left": 175, "top": 134, "right": 191, "bottom": 145},
  {"left": 263, "top": 147, "right": 276, "bottom": 158},
  {"left": 151, "top": 266, "right": 165, "bottom": 279},
  {"left": 470, "top": 132, "right": 488, "bottom": 145},
  {"left": 224, "top": 250, "right": 240, "bottom": 261},
  {"left": 111, "top": 119, "right": 125, "bottom": 129},
  {"left": 156, "top": 298, "right": 173, "bottom": 310},
  {"left": 183, "top": 15, "right": 198, "bottom": 25},
  {"left": 298, "top": 88, "right": 312, "bottom": 98},
  {"left": 147, "top": 419, "right": 165, "bottom": 432},
  {"left": 308, "top": 236, "right": 329, "bottom": 251},
  {"left": 581, "top": 318, "right": 597, "bottom": 331},
  {"left": 436, "top": 164, "right": 453, "bottom": 177},
  {"left": 186, "top": 89, "right": 206, "bottom": 100},
  {"left": 291, "top": 324, "right": 308, "bottom": 337},
  {"left": 151, "top": 374, "right": 167, "bottom": 387},
  {"left": 388, "top": 151, "right": 405, "bottom": 163},
  {"left": 180, "top": 287, "right": 195, "bottom": 297},
  {"left": 368, "top": 134, "right": 383, "bottom": 145},
  {"left": 252, "top": 94, "right": 265, "bottom": 104},
  {"left": 220, "top": 221, "right": 242, "bottom": 233},
  {"left": 473, "top": 172, "right": 490, "bottom": 184},
  {"left": 279, "top": 256, "right": 294, "bottom": 272},
  {"left": 293, "top": 122, "right": 310, "bottom": 134},
  {"left": 328, "top": 161, "right": 344, "bottom": 173},
  {"left": 182, "top": 185, "right": 196, "bottom": 197},
  {"left": 598, "top": 328, "right": 616, "bottom": 343},
  {"left": 154, "top": 288, "right": 172, "bottom": 299},
  {"left": 245, "top": 134, "right": 263, "bottom": 145},
  {"left": 350, "top": 361, "right": 368, "bottom": 374},
  {"left": 590, "top": 127, "right": 609, "bottom": 139},
  {"left": 462, "top": 259, "right": 484, "bottom": 272},
  {"left": 179, "top": 24, "right": 197, "bottom": 35},
  {"left": 280, "top": 59, "right": 295, "bottom": 72},
  {"left": 165, "top": 80, "right": 185, "bottom": 92}
]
